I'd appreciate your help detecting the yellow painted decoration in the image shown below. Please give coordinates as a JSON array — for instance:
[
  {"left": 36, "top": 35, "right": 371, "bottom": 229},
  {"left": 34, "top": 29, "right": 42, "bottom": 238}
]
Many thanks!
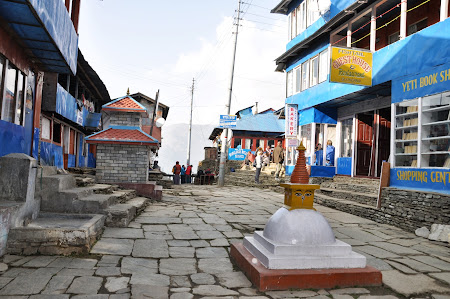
[{"left": 280, "top": 183, "right": 320, "bottom": 211}]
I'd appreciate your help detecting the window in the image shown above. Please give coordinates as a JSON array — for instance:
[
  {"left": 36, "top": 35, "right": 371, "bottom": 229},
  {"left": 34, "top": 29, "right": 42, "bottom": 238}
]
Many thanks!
[
  {"left": 291, "top": 8, "right": 297, "bottom": 39},
  {"left": 319, "top": 49, "right": 329, "bottom": 83},
  {"left": 63, "top": 127, "right": 70, "bottom": 154},
  {"left": 52, "top": 122, "right": 61, "bottom": 144},
  {"left": 295, "top": 66, "right": 301, "bottom": 93},
  {"left": 268, "top": 139, "right": 275, "bottom": 148},
  {"left": 307, "top": 0, "right": 320, "bottom": 27},
  {"left": 2, "top": 63, "right": 17, "bottom": 123},
  {"left": 258, "top": 140, "right": 265, "bottom": 149},
  {"left": 407, "top": 18, "right": 427, "bottom": 35},
  {"left": 301, "top": 60, "right": 309, "bottom": 91},
  {"left": 310, "top": 56, "right": 319, "bottom": 87},
  {"left": 297, "top": 2, "right": 307, "bottom": 34},
  {"left": 0, "top": 59, "right": 26, "bottom": 126},
  {"left": 289, "top": 0, "right": 320, "bottom": 40},
  {"left": 340, "top": 118, "right": 353, "bottom": 157},
  {"left": 394, "top": 92, "right": 450, "bottom": 168},
  {"left": 388, "top": 32, "right": 400, "bottom": 45},
  {"left": 233, "top": 138, "right": 241, "bottom": 148},
  {"left": 286, "top": 70, "right": 293, "bottom": 97},
  {"left": 42, "top": 117, "right": 51, "bottom": 140},
  {"left": 15, "top": 72, "right": 24, "bottom": 125}
]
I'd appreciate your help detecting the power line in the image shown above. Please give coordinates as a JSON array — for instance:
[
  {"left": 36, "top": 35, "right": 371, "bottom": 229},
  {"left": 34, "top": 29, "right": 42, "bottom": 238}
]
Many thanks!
[
  {"left": 243, "top": 19, "right": 285, "bottom": 28},
  {"left": 244, "top": 12, "right": 286, "bottom": 22},
  {"left": 241, "top": 2, "right": 272, "bottom": 10}
]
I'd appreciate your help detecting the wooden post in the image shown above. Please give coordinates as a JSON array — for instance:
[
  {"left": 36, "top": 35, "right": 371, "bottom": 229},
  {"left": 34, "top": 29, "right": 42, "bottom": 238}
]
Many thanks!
[{"left": 377, "top": 161, "right": 390, "bottom": 209}]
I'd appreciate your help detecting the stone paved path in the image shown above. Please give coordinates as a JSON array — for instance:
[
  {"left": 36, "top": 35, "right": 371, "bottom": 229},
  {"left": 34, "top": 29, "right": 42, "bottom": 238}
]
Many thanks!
[{"left": 0, "top": 185, "right": 449, "bottom": 298}]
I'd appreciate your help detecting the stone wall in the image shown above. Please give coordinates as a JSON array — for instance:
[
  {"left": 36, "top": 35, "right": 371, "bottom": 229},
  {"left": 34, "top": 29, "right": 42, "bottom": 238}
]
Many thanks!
[
  {"left": 96, "top": 144, "right": 149, "bottom": 183},
  {"left": 109, "top": 112, "right": 141, "bottom": 127},
  {"left": 315, "top": 187, "right": 450, "bottom": 233}
]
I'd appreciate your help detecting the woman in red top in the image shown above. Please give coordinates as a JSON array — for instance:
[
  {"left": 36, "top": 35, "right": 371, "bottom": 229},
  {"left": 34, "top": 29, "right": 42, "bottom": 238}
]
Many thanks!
[{"left": 185, "top": 165, "right": 193, "bottom": 184}]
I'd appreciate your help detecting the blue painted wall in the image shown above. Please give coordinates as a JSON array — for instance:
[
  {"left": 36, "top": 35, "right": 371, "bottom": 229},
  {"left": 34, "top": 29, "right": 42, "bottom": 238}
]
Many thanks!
[
  {"left": 286, "top": 18, "right": 450, "bottom": 110},
  {"left": 40, "top": 141, "right": 63, "bottom": 169},
  {"left": 337, "top": 157, "right": 352, "bottom": 175},
  {"left": 310, "top": 165, "right": 335, "bottom": 177},
  {"left": 32, "top": 128, "right": 39, "bottom": 160},
  {"left": 0, "top": 120, "right": 31, "bottom": 157},
  {"left": 390, "top": 168, "right": 450, "bottom": 195},
  {"left": 77, "top": 133, "right": 86, "bottom": 168}
]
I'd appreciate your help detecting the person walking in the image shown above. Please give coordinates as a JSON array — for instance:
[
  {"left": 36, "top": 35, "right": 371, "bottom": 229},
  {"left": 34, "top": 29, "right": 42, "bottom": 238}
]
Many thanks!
[
  {"left": 186, "top": 165, "right": 192, "bottom": 183},
  {"left": 273, "top": 141, "right": 284, "bottom": 181},
  {"left": 172, "top": 161, "right": 181, "bottom": 185},
  {"left": 254, "top": 148, "right": 263, "bottom": 184},
  {"left": 181, "top": 165, "right": 186, "bottom": 184}
]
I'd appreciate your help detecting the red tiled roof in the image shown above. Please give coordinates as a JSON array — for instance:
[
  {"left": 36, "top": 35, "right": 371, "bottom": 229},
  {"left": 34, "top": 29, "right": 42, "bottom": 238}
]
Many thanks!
[
  {"left": 103, "top": 96, "right": 146, "bottom": 112},
  {"left": 86, "top": 128, "right": 157, "bottom": 144}
]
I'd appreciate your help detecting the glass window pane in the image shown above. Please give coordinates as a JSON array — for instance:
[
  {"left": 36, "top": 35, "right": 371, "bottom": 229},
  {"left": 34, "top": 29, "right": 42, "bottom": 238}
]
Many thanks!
[
  {"left": 315, "top": 123, "right": 324, "bottom": 165},
  {"left": 310, "top": 56, "right": 319, "bottom": 87},
  {"left": 233, "top": 138, "right": 241, "bottom": 148},
  {"left": 0, "top": 56, "right": 4, "bottom": 108},
  {"left": 3, "top": 63, "right": 17, "bottom": 123},
  {"left": 340, "top": 118, "right": 353, "bottom": 157},
  {"left": 42, "top": 117, "right": 51, "bottom": 140},
  {"left": 295, "top": 67, "right": 301, "bottom": 93},
  {"left": 291, "top": 9, "right": 297, "bottom": 39},
  {"left": 319, "top": 49, "right": 328, "bottom": 83},
  {"left": 300, "top": 124, "right": 312, "bottom": 162},
  {"left": 287, "top": 71, "right": 293, "bottom": 97},
  {"left": 301, "top": 61, "right": 309, "bottom": 91},
  {"left": 15, "top": 72, "right": 24, "bottom": 125}
]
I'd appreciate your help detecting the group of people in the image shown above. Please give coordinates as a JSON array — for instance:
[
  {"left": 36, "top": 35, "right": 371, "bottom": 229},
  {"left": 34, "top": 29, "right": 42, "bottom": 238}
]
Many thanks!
[
  {"left": 314, "top": 140, "right": 335, "bottom": 166},
  {"left": 251, "top": 141, "right": 285, "bottom": 184},
  {"left": 172, "top": 161, "right": 193, "bottom": 185}
]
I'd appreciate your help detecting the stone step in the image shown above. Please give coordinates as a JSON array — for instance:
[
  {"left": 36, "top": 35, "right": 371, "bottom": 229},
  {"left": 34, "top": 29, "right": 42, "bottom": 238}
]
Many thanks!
[
  {"left": 104, "top": 204, "right": 137, "bottom": 227},
  {"left": 314, "top": 193, "right": 378, "bottom": 219},
  {"left": 75, "top": 176, "right": 96, "bottom": 187},
  {"left": 6, "top": 212, "right": 105, "bottom": 256},
  {"left": 333, "top": 175, "right": 380, "bottom": 187},
  {"left": 127, "top": 197, "right": 149, "bottom": 213},
  {"left": 36, "top": 174, "right": 77, "bottom": 193},
  {"left": 316, "top": 188, "right": 378, "bottom": 207},
  {"left": 112, "top": 189, "right": 138, "bottom": 203},
  {"left": 320, "top": 181, "right": 379, "bottom": 195}
]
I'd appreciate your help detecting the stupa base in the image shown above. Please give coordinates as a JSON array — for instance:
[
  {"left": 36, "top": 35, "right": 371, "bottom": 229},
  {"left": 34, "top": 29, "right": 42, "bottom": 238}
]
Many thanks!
[{"left": 230, "top": 243, "right": 382, "bottom": 291}]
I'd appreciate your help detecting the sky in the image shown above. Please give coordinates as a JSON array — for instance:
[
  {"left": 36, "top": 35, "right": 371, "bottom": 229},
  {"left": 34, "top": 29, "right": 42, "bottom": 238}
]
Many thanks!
[{"left": 78, "top": 0, "right": 288, "bottom": 172}]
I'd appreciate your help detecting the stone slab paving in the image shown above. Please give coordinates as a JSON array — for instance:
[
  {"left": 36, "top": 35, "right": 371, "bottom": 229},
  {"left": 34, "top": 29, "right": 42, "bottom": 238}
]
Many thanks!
[{"left": 0, "top": 185, "right": 449, "bottom": 298}]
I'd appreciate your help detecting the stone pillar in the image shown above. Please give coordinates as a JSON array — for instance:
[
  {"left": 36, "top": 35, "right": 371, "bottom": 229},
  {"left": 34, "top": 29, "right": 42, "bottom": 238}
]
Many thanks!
[{"left": 0, "top": 154, "right": 39, "bottom": 256}]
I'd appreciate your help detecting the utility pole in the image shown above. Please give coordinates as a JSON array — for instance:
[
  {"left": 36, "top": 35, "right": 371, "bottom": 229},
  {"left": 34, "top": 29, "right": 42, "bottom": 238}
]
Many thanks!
[
  {"left": 218, "top": 0, "right": 241, "bottom": 187},
  {"left": 187, "top": 78, "right": 195, "bottom": 166}
]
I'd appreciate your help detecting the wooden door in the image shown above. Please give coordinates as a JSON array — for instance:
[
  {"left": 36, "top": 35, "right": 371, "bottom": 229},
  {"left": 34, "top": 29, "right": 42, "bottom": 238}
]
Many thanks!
[
  {"left": 356, "top": 112, "right": 375, "bottom": 176},
  {"left": 376, "top": 107, "right": 391, "bottom": 177}
]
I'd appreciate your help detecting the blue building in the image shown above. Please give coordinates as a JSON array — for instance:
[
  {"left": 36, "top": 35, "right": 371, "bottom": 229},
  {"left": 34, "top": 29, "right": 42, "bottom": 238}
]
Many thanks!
[
  {"left": 0, "top": 0, "right": 110, "bottom": 169},
  {"left": 272, "top": 0, "right": 450, "bottom": 194}
]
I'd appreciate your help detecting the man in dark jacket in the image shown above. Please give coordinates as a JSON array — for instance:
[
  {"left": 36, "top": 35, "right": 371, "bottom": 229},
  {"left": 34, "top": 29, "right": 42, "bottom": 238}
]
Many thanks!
[{"left": 273, "top": 141, "right": 284, "bottom": 180}]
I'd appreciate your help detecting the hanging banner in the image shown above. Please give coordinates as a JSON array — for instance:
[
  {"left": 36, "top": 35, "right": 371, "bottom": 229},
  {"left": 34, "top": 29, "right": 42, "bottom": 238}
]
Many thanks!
[
  {"left": 285, "top": 104, "right": 298, "bottom": 138},
  {"left": 330, "top": 46, "right": 373, "bottom": 86}
]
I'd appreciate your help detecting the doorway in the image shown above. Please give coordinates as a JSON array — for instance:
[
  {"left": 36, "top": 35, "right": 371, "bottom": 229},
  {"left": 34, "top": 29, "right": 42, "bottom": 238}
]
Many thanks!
[{"left": 356, "top": 107, "right": 391, "bottom": 177}]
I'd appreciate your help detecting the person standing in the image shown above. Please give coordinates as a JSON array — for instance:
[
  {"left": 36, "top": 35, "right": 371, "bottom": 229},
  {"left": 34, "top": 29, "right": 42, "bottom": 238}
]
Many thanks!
[
  {"left": 181, "top": 165, "right": 186, "bottom": 184},
  {"left": 273, "top": 141, "right": 284, "bottom": 181},
  {"left": 186, "top": 165, "right": 192, "bottom": 183},
  {"left": 326, "top": 140, "right": 335, "bottom": 166},
  {"left": 172, "top": 161, "right": 181, "bottom": 185},
  {"left": 255, "top": 148, "right": 263, "bottom": 184}
]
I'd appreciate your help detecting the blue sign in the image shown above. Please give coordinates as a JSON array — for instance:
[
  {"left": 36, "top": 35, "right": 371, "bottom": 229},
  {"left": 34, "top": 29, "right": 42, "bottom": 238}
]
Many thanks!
[
  {"left": 219, "top": 115, "right": 237, "bottom": 128},
  {"left": 390, "top": 168, "right": 450, "bottom": 194},
  {"left": 228, "top": 148, "right": 250, "bottom": 161},
  {"left": 392, "top": 62, "right": 450, "bottom": 103}
]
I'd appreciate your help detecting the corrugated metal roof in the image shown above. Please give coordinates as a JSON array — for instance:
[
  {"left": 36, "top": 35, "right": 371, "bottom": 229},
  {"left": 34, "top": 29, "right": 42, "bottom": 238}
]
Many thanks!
[{"left": 234, "top": 112, "right": 285, "bottom": 133}]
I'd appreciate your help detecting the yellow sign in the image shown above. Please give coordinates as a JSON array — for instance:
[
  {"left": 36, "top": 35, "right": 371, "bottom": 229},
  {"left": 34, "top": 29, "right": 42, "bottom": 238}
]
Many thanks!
[{"left": 330, "top": 47, "right": 373, "bottom": 86}]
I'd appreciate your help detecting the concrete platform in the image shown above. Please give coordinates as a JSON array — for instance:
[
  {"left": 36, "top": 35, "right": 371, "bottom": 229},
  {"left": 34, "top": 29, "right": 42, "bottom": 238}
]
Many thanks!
[
  {"left": 230, "top": 242, "right": 382, "bottom": 291},
  {"left": 6, "top": 213, "right": 105, "bottom": 256}
]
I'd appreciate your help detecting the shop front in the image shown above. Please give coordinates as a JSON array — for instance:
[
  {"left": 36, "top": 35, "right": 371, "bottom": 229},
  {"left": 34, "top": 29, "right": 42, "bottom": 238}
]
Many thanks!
[{"left": 390, "top": 62, "right": 450, "bottom": 194}]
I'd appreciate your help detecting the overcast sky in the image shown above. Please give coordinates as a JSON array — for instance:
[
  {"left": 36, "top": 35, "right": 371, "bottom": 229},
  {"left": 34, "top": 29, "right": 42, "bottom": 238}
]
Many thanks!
[{"left": 78, "top": 0, "right": 287, "bottom": 171}]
